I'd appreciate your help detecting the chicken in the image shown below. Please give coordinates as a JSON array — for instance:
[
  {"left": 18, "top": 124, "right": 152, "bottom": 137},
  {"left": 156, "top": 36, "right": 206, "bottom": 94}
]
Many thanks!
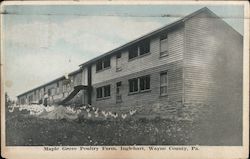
[
  {"left": 113, "top": 113, "right": 118, "bottom": 119},
  {"left": 102, "top": 111, "right": 109, "bottom": 118},
  {"left": 129, "top": 110, "right": 137, "bottom": 116},
  {"left": 87, "top": 112, "right": 92, "bottom": 118},
  {"left": 121, "top": 114, "right": 127, "bottom": 119}
]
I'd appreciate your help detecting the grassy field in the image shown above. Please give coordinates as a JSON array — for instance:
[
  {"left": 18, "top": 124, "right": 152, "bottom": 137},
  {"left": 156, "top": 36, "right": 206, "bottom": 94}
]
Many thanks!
[
  {"left": 5, "top": 102, "right": 242, "bottom": 146},
  {"left": 6, "top": 110, "right": 196, "bottom": 146}
]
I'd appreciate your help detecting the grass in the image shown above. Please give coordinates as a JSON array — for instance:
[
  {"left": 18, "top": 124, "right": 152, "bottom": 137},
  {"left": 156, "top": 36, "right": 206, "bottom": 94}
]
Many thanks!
[
  {"left": 6, "top": 110, "right": 194, "bottom": 146},
  {"left": 5, "top": 102, "right": 242, "bottom": 146}
]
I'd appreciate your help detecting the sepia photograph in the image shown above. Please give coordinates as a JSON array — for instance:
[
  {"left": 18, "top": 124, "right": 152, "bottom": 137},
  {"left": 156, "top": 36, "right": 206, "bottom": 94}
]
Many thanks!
[{"left": 1, "top": 1, "right": 249, "bottom": 159}]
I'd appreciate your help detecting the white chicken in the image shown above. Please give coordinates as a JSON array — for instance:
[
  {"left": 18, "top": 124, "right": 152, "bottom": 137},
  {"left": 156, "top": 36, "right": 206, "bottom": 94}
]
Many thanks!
[
  {"left": 94, "top": 108, "right": 99, "bottom": 117},
  {"left": 94, "top": 108, "right": 99, "bottom": 114},
  {"left": 129, "top": 110, "right": 137, "bottom": 116},
  {"left": 76, "top": 109, "right": 81, "bottom": 114},
  {"left": 113, "top": 113, "right": 118, "bottom": 119},
  {"left": 95, "top": 113, "right": 99, "bottom": 118},
  {"left": 102, "top": 111, "right": 109, "bottom": 118},
  {"left": 80, "top": 106, "right": 86, "bottom": 110},
  {"left": 87, "top": 112, "right": 92, "bottom": 118},
  {"left": 8, "top": 106, "right": 15, "bottom": 113},
  {"left": 121, "top": 114, "right": 127, "bottom": 119}
]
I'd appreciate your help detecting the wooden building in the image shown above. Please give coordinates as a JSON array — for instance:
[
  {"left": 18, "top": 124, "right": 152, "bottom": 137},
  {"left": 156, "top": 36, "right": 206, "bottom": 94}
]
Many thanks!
[{"left": 17, "top": 7, "right": 243, "bottom": 117}]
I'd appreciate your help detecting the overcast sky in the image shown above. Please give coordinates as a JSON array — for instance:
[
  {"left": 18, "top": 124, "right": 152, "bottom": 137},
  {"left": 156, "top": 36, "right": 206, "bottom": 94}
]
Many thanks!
[{"left": 3, "top": 4, "right": 244, "bottom": 99}]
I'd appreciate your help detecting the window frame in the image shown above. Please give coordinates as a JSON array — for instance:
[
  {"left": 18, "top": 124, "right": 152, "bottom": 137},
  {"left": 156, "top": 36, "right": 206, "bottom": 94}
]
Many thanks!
[
  {"left": 96, "top": 59, "right": 103, "bottom": 72},
  {"left": 103, "top": 85, "right": 111, "bottom": 97},
  {"left": 96, "top": 87, "right": 103, "bottom": 99},
  {"left": 128, "top": 75, "right": 151, "bottom": 94},
  {"left": 96, "top": 56, "right": 111, "bottom": 72},
  {"left": 28, "top": 95, "right": 33, "bottom": 102},
  {"left": 116, "top": 81, "right": 122, "bottom": 94},
  {"left": 128, "top": 46, "right": 139, "bottom": 60},
  {"left": 160, "top": 33, "right": 169, "bottom": 57},
  {"left": 116, "top": 52, "right": 122, "bottom": 72},
  {"left": 160, "top": 71, "right": 168, "bottom": 96},
  {"left": 139, "top": 75, "right": 150, "bottom": 91},
  {"left": 129, "top": 78, "right": 139, "bottom": 93},
  {"left": 139, "top": 40, "right": 150, "bottom": 56},
  {"left": 128, "top": 40, "right": 151, "bottom": 61},
  {"left": 96, "top": 84, "right": 111, "bottom": 100}
]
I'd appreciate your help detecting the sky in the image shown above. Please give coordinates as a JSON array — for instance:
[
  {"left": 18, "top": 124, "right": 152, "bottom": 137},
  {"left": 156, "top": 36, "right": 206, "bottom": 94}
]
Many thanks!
[{"left": 2, "top": 4, "right": 244, "bottom": 99}]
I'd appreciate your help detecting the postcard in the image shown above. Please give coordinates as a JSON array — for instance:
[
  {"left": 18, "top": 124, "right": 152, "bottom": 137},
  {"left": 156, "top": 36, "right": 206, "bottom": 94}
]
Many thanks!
[{"left": 1, "top": 1, "right": 249, "bottom": 159}]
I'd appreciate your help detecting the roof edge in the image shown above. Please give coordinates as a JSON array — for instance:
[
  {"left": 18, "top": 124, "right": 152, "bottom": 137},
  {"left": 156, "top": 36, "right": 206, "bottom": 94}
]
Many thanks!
[
  {"left": 17, "top": 69, "right": 82, "bottom": 97},
  {"left": 79, "top": 7, "right": 209, "bottom": 67}
]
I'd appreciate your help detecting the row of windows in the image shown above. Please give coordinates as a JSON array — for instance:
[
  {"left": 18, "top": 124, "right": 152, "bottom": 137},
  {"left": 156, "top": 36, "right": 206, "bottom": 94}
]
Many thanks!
[
  {"left": 25, "top": 79, "right": 78, "bottom": 102},
  {"left": 95, "top": 33, "right": 169, "bottom": 72},
  {"left": 96, "top": 72, "right": 168, "bottom": 99}
]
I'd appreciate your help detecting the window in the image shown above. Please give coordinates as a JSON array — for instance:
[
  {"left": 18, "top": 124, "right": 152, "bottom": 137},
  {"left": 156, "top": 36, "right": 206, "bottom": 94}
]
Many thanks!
[
  {"left": 116, "top": 53, "right": 122, "bottom": 71},
  {"left": 96, "top": 60, "right": 103, "bottom": 71},
  {"left": 139, "top": 40, "right": 150, "bottom": 55},
  {"left": 96, "top": 87, "right": 103, "bottom": 98},
  {"left": 116, "top": 82, "right": 122, "bottom": 94},
  {"left": 129, "top": 75, "right": 150, "bottom": 93},
  {"left": 116, "top": 82, "right": 122, "bottom": 103},
  {"left": 103, "top": 57, "right": 111, "bottom": 68},
  {"left": 28, "top": 95, "right": 33, "bottom": 102},
  {"left": 140, "top": 75, "right": 150, "bottom": 91},
  {"left": 21, "top": 99, "right": 25, "bottom": 105},
  {"left": 48, "top": 89, "right": 51, "bottom": 96},
  {"left": 160, "top": 72, "right": 168, "bottom": 96},
  {"left": 129, "top": 46, "right": 138, "bottom": 59},
  {"left": 129, "top": 78, "right": 138, "bottom": 93},
  {"left": 129, "top": 40, "right": 150, "bottom": 60},
  {"left": 104, "top": 85, "right": 111, "bottom": 97},
  {"left": 96, "top": 56, "right": 111, "bottom": 72},
  {"left": 160, "top": 33, "right": 168, "bottom": 57},
  {"left": 96, "top": 85, "right": 111, "bottom": 99}
]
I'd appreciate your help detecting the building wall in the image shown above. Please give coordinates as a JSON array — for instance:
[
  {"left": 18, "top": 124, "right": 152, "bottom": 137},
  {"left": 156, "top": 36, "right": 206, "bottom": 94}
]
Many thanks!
[
  {"left": 89, "top": 24, "right": 185, "bottom": 115},
  {"left": 91, "top": 25, "right": 185, "bottom": 85},
  {"left": 17, "top": 70, "right": 86, "bottom": 105},
  {"left": 91, "top": 60, "right": 183, "bottom": 116},
  {"left": 18, "top": 95, "right": 27, "bottom": 105},
  {"left": 183, "top": 11, "right": 243, "bottom": 104}
]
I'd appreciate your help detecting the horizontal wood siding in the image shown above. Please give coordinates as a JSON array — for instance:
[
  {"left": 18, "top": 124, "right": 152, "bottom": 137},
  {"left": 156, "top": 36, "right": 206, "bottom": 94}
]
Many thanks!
[
  {"left": 91, "top": 26, "right": 185, "bottom": 85},
  {"left": 91, "top": 60, "right": 183, "bottom": 116},
  {"left": 17, "top": 70, "right": 85, "bottom": 105},
  {"left": 184, "top": 11, "right": 243, "bottom": 104}
]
